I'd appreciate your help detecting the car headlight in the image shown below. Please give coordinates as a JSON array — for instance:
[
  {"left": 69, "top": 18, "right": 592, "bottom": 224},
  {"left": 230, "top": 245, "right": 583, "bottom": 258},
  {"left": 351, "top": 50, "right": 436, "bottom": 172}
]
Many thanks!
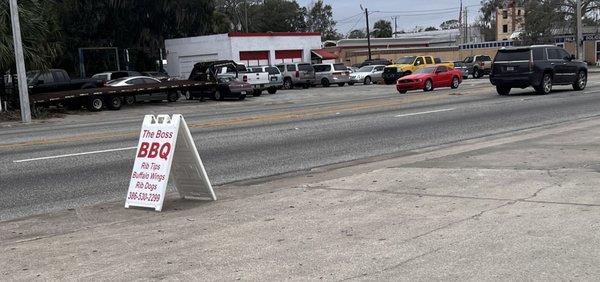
[{"left": 417, "top": 79, "right": 422, "bottom": 82}]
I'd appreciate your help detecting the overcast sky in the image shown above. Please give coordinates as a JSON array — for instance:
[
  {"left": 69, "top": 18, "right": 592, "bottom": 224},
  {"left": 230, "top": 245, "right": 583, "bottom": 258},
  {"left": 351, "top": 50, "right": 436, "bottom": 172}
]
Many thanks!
[{"left": 296, "top": 0, "right": 483, "bottom": 36}]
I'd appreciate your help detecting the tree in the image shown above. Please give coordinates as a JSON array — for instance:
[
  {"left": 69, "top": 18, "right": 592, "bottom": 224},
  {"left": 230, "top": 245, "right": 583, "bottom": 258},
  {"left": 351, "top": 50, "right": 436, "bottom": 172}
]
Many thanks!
[
  {"left": 255, "top": 0, "right": 307, "bottom": 32},
  {"left": 371, "top": 20, "right": 392, "bottom": 38},
  {"left": 519, "top": 0, "right": 562, "bottom": 44},
  {"left": 440, "top": 19, "right": 460, "bottom": 30},
  {"left": 0, "top": 0, "right": 62, "bottom": 72},
  {"left": 348, "top": 29, "right": 366, "bottom": 39},
  {"left": 305, "top": 0, "right": 338, "bottom": 40},
  {"left": 56, "top": 0, "right": 216, "bottom": 74},
  {"left": 424, "top": 26, "right": 439, "bottom": 31},
  {"left": 475, "top": 0, "right": 526, "bottom": 41}
]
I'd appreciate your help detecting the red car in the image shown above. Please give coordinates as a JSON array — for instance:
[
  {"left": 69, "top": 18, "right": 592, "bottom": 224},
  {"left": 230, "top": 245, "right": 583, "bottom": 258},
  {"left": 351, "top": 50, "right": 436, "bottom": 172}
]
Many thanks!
[{"left": 396, "top": 65, "right": 462, "bottom": 94}]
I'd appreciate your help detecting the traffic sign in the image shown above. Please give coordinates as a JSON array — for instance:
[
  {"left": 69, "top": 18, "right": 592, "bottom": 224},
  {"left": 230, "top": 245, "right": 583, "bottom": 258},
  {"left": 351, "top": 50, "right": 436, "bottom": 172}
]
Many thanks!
[{"left": 125, "top": 114, "right": 216, "bottom": 211}]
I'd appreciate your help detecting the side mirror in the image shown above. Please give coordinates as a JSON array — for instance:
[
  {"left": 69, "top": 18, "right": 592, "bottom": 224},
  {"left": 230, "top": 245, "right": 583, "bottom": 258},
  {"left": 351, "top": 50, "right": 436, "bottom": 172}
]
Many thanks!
[{"left": 570, "top": 54, "right": 576, "bottom": 60}]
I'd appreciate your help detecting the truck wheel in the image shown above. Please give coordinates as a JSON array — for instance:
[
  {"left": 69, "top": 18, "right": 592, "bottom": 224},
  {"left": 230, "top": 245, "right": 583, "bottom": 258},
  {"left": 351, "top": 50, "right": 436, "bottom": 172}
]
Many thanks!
[
  {"left": 124, "top": 96, "right": 136, "bottom": 105},
  {"left": 107, "top": 96, "right": 122, "bottom": 110},
  {"left": 535, "top": 73, "right": 553, "bottom": 95},
  {"left": 268, "top": 87, "right": 277, "bottom": 94},
  {"left": 573, "top": 71, "right": 587, "bottom": 91},
  {"left": 496, "top": 86, "right": 511, "bottom": 96},
  {"left": 87, "top": 97, "right": 104, "bottom": 111},
  {"left": 283, "top": 78, "right": 293, "bottom": 89},
  {"left": 167, "top": 92, "right": 179, "bottom": 102},
  {"left": 473, "top": 68, "right": 482, "bottom": 79},
  {"left": 348, "top": 82, "right": 355, "bottom": 86},
  {"left": 185, "top": 91, "right": 194, "bottom": 100},
  {"left": 450, "top": 77, "right": 460, "bottom": 89},
  {"left": 364, "top": 77, "right": 372, "bottom": 85},
  {"left": 321, "top": 78, "right": 330, "bottom": 87},
  {"left": 253, "top": 89, "right": 262, "bottom": 97},
  {"left": 423, "top": 79, "right": 434, "bottom": 92}
]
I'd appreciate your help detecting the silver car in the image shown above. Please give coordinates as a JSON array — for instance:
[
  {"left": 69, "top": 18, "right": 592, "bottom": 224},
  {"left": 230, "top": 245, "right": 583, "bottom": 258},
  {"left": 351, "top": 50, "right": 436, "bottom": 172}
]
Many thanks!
[
  {"left": 453, "top": 61, "right": 470, "bottom": 79},
  {"left": 275, "top": 62, "right": 316, "bottom": 89},
  {"left": 249, "top": 66, "right": 284, "bottom": 94},
  {"left": 349, "top": 65, "right": 385, "bottom": 85},
  {"left": 313, "top": 63, "right": 351, "bottom": 87}
]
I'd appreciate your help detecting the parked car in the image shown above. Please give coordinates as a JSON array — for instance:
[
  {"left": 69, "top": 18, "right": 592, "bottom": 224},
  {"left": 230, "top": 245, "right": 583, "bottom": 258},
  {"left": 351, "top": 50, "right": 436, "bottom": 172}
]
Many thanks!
[
  {"left": 92, "top": 71, "right": 142, "bottom": 84},
  {"left": 453, "top": 61, "right": 470, "bottom": 79},
  {"left": 27, "top": 69, "right": 103, "bottom": 95},
  {"left": 349, "top": 65, "right": 385, "bottom": 85},
  {"left": 313, "top": 63, "right": 351, "bottom": 87},
  {"left": 216, "top": 63, "right": 269, "bottom": 96},
  {"left": 463, "top": 55, "right": 492, "bottom": 78},
  {"left": 359, "top": 59, "right": 392, "bottom": 68},
  {"left": 383, "top": 56, "right": 454, "bottom": 85},
  {"left": 141, "top": 71, "right": 170, "bottom": 81},
  {"left": 275, "top": 62, "right": 316, "bottom": 89},
  {"left": 396, "top": 65, "right": 462, "bottom": 94},
  {"left": 106, "top": 76, "right": 179, "bottom": 103},
  {"left": 490, "top": 45, "right": 587, "bottom": 95},
  {"left": 248, "top": 66, "right": 283, "bottom": 94},
  {"left": 186, "top": 60, "right": 250, "bottom": 101}
]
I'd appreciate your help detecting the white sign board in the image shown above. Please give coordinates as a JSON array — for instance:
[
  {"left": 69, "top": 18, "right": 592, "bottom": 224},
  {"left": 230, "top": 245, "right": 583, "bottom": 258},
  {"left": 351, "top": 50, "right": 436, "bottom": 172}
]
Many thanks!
[{"left": 125, "top": 114, "right": 216, "bottom": 211}]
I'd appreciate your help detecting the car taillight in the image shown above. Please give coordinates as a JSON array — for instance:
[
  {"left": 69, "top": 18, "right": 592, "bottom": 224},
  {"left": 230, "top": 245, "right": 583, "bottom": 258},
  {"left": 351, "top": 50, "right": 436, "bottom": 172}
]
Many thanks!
[
  {"left": 479, "top": 62, "right": 485, "bottom": 67},
  {"left": 295, "top": 71, "right": 299, "bottom": 78},
  {"left": 243, "top": 75, "right": 248, "bottom": 82}
]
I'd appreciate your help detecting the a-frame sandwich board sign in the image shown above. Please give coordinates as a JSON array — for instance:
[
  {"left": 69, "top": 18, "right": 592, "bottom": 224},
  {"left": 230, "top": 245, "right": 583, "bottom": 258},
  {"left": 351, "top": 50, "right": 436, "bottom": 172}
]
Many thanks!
[{"left": 125, "top": 114, "right": 216, "bottom": 211}]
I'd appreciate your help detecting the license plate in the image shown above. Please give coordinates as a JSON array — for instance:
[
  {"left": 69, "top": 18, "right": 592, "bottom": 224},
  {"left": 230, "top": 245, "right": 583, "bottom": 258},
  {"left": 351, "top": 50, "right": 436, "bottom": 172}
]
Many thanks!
[
  {"left": 506, "top": 66, "right": 515, "bottom": 71},
  {"left": 271, "top": 77, "right": 277, "bottom": 81},
  {"left": 241, "top": 91, "right": 246, "bottom": 95}
]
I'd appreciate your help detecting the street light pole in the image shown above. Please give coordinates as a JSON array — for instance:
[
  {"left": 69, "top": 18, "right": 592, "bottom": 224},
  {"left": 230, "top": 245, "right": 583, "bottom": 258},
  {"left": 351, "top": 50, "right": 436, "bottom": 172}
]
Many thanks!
[
  {"left": 8, "top": 0, "right": 32, "bottom": 123},
  {"left": 576, "top": 0, "right": 583, "bottom": 60}
]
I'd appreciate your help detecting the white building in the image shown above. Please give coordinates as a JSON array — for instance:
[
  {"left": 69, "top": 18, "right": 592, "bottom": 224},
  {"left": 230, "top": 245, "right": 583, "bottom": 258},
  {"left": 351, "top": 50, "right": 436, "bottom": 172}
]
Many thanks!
[{"left": 165, "top": 32, "right": 325, "bottom": 79}]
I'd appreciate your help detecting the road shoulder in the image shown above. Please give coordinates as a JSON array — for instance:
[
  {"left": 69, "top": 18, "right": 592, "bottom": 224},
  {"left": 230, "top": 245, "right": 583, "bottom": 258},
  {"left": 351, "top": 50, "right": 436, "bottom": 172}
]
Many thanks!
[{"left": 3, "top": 117, "right": 600, "bottom": 280}]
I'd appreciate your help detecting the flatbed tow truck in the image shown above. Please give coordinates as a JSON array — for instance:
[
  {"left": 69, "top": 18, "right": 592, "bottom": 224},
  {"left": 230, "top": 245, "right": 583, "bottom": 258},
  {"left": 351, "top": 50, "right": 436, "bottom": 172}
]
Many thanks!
[
  {"left": 30, "top": 80, "right": 211, "bottom": 114},
  {"left": 29, "top": 60, "right": 241, "bottom": 116}
]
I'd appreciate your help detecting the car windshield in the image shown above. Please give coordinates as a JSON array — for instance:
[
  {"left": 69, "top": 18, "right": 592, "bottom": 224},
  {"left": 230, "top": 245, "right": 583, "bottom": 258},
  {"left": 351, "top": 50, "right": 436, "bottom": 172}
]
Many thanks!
[
  {"left": 26, "top": 71, "right": 38, "bottom": 85},
  {"left": 414, "top": 67, "right": 435, "bottom": 74},
  {"left": 358, "top": 66, "right": 374, "bottom": 72},
  {"left": 396, "top": 57, "right": 416, "bottom": 64}
]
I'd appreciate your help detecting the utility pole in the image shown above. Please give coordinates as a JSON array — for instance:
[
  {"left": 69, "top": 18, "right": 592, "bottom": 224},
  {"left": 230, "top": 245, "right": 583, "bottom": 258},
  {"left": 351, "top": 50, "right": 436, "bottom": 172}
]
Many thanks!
[
  {"left": 464, "top": 8, "right": 468, "bottom": 43},
  {"left": 244, "top": 0, "right": 249, "bottom": 33},
  {"left": 576, "top": 0, "right": 583, "bottom": 60},
  {"left": 363, "top": 7, "right": 372, "bottom": 60},
  {"left": 393, "top": 17, "right": 398, "bottom": 38},
  {"left": 9, "top": 0, "right": 32, "bottom": 123}
]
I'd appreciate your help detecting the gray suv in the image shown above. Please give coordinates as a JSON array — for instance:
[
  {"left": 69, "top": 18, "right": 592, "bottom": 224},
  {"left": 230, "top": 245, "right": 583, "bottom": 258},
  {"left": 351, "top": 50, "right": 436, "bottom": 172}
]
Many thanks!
[
  {"left": 275, "top": 62, "right": 316, "bottom": 89},
  {"left": 313, "top": 63, "right": 351, "bottom": 87}
]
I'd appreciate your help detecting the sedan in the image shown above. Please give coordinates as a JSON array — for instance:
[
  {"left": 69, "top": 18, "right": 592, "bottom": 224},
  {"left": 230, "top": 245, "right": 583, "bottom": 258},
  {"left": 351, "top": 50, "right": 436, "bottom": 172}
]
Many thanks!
[
  {"left": 106, "top": 76, "right": 179, "bottom": 104},
  {"left": 396, "top": 65, "right": 462, "bottom": 94},
  {"left": 349, "top": 65, "right": 385, "bottom": 85}
]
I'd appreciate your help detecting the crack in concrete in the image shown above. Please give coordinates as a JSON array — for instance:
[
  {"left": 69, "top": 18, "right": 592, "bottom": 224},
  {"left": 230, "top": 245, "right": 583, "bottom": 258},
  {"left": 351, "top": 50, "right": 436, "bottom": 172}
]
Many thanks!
[{"left": 298, "top": 186, "right": 600, "bottom": 208}]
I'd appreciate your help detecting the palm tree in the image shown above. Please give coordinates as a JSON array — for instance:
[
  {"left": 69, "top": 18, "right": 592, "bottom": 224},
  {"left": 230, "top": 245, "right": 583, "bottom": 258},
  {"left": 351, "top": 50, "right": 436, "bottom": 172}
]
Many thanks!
[{"left": 0, "top": 0, "right": 62, "bottom": 72}]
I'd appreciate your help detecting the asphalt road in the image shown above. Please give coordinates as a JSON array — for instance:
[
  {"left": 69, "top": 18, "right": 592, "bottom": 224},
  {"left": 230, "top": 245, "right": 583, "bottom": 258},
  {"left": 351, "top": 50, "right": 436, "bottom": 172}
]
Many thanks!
[{"left": 3, "top": 75, "right": 600, "bottom": 220}]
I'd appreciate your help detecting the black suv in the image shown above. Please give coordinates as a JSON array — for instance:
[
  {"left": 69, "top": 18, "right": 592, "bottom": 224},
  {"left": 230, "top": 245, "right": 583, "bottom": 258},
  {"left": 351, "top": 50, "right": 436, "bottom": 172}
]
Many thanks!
[{"left": 490, "top": 46, "right": 587, "bottom": 95}]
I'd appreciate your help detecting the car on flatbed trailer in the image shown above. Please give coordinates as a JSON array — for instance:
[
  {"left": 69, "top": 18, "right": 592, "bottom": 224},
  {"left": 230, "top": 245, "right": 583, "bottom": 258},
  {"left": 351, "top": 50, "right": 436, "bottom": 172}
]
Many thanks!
[
  {"left": 27, "top": 69, "right": 103, "bottom": 95},
  {"left": 490, "top": 45, "right": 587, "bottom": 95},
  {"left": 186, "top": 60, "right": 251, "bottom": 101}
]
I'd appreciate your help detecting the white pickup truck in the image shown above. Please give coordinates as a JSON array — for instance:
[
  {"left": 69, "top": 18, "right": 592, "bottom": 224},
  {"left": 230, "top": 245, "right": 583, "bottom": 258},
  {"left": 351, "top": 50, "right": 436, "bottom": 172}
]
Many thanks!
[{"left": 216, "top": 63, "right": 270, "bottom": 96}]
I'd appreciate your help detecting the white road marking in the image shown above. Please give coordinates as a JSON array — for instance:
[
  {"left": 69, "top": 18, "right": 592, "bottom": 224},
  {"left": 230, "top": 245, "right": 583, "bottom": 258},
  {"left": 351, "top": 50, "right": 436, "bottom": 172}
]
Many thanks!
[
  {"left": 584, "top": 89, "right": 600, "bottom": 94},
  {"left": 395, "top": 108, "right": 456, "bottom": 118},
  {"left": 13, "top": 146, "right": 137, "bottom": 163}
]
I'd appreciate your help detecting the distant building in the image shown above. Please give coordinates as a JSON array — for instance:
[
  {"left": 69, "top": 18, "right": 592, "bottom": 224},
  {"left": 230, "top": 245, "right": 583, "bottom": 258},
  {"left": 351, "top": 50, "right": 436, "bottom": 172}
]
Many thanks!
[
  {"left": 165, "top": 32, "right": 329, "bottom": 79},
  {"left": 496, "top": 0, "right": 524, "bottom": 41}
]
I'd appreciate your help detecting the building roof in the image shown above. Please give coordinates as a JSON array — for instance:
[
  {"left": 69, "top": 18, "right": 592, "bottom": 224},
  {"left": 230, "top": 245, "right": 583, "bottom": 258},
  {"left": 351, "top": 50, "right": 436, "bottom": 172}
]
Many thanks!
[
  {"left": 228, "top": 32, "right": 321, "bottom": 37},
  {"left": 312, "top": 49, "right": 337, "bottom": 60}
]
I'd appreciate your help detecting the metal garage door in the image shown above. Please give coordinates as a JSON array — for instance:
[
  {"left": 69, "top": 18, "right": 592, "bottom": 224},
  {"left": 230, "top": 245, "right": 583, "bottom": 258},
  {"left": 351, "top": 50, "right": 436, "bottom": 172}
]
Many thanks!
[
  {"left": 275, "top": 50, "right": 303, "bottom": 64},
  {"left": 178, "top": 54, "right": 218, "bottom": 79},
  {"left": 239, "top": 51, "right": 270, "bottom": 67}
]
